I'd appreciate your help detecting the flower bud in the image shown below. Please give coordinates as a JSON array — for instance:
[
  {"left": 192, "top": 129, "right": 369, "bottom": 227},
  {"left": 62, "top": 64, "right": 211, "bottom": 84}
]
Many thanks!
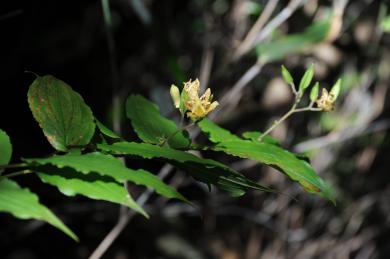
[
  {"left": 330, "top": 79, "right": 341, "bottom": 101},
  {"left": 281, "top": 65, "right": 294, "bottom": 85},
  {"left": 170, "top": 84, "right": 181, "bottom": 108},
  {"left": 310, "top": 82, "right": 319, "bottom": 103}
]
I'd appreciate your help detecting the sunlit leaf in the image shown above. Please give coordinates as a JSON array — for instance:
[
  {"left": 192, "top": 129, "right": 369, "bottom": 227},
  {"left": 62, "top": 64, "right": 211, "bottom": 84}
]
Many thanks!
[
  {"left": 126, "top": 95, "right": 191, "bottom": 149},
  {"left": 36, "top": 167, "right": 147, "bottom": 217},
  {"left": 98, "top": 142, "right": 274, "bottom": 197},
  {"left": 0, "top": 178, "right": 78, "bottom": 240},
  {"left": 198, "top": 119, "right": 335, "bottom": 203},
  {"left": 95, "top": 119, "right": 121, "bottom": 139},
  {"left": 281, "top": 65, "right": 294, "bottom": 85},
  {"left": 0, "top": 129, "right": 12, "bottom": 172},
  {"left": 299, "top": 64, "right": 314, "bottom": 91},
  {"left": 310, "top": 82, "right": 320, "bottom": 103},
  {"left": 24, "top": 152, "right": 188, "bottom": 204},
  {"left": 330, "top": 79, "right": 342, "bottom": 100},
  {"left": 28, "top": 75, "right": 95, "bottom": 151}
]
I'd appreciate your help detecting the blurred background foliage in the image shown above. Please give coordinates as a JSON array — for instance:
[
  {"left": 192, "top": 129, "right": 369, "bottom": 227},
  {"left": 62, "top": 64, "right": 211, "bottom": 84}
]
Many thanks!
[{"left": 0, "top": 0, "right": 389, "bottom": 258}]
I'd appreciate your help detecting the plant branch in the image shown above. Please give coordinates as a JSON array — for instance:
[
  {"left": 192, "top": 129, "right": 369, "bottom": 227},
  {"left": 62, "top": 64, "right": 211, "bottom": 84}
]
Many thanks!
[
  {"left": 233, "top": 0, "right": 280, "bottom": 61},
  {"left": 0, "top": 170, "right": 33, "bottom": 179},
  {"left": 253, "top": 0, "right": 306, "bottom": 46},
  {"left": 199, "top": 46, "right": 214, "bottom": 92},
  {"left": 101, "top": 0, "right": 121, "bottom": 134},
  {"left": 0, "top": 163, "right": 28, "bottom": 170},
  {"left": 212, "top": 61, "right": 264, "bottom": 119},
  {"left": 88, "top": 164, "right": 174, "bottom": 259},
  {"left": 258, "top": 102, "right": 322, "bottom": 141}
]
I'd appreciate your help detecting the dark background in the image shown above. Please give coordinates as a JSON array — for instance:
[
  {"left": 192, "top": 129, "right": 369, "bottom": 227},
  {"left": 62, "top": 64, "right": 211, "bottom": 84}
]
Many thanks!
[{"left": 1, "top": 0, "right": 390, "bottom": 258}]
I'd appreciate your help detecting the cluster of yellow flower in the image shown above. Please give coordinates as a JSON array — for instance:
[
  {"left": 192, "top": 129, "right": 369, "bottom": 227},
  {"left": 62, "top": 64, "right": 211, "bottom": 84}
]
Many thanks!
[
  {"left": 169, "top": 72, "right": 339, "bottom": 123},
  {"left": 170, "top": 79, "right": 219, "bottom": 121},
  {"left": 316, "top": 88, "right": 337, "bottom": 112}
]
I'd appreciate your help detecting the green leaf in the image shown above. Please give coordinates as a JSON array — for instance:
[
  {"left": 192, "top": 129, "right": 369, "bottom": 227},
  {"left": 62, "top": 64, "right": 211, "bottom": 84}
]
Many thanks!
[
  {"left": 197, "top": 119, "right": 241, "bottom": 143},
  {"left": 28, "top": 75, "right": 95, "bottom": 151},
  {"left": 126, "top": 95, "right": 191, "bottom": 149},
  {"left": 330, "top": 79, "right": 341, "bottom": 100},
  {"left": 310, "top": 82, "right": 320, "bottom": 103},
  {"left": 0, "top": 178, "right": 77, "bottom": 240},
  {"left": 97, "top": 142, "right": 274, "bottom": 197},
  {"left": 95, "top": 119, "right": 121, "bottom": 139},
  {"left": 242, "top": 131, "right": 280, "bottom": 146},
  {"left": 299, "top": 64, "right": 314, "bottom": 91},
  {"left": 198, "top": 120, "right": 335, "bottom": 203},
  {"left": 35, "top": 167, "right": 147, "bottom": 217},
  {"left": 0, "top": 129, "right": 12, "bottom": 172},
  {"left": 24, "top": 152, "right": 188, "bottom": 204},
  {"left": 281, "top": 65, "right": 294, "bottom": 85},
  {"left": 256, "top": 20, "right": 331, "bottom": 63},
  {"left": 380, "top": 15, "right": 390, "bottom": 32}
]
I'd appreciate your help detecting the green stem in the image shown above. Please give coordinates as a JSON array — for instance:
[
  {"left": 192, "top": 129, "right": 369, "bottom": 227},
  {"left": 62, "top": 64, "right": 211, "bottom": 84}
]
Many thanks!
[
  {"left": 160, "top": 123, "right": 195, "bottom": 147},
  {"left": 294, "top": 107, "right": 322, "bottom": 113},
  {"left": 258, "top": 104, "right": 296, "bottom": 141},
  {"left": 0, "top": 163, "right": 28, "bottom": 170},
  {"left": 258, "top": 104, "right": 323, "bottom": 141},
  {"left": 1, "top": 170, "right": 33, "bottom": 179}
]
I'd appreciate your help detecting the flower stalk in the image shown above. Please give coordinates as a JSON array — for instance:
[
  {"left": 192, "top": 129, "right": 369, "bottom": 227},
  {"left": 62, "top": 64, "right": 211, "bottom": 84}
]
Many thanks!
[{"left": 258, "top": 65, "right": 341, "bottom": 142}]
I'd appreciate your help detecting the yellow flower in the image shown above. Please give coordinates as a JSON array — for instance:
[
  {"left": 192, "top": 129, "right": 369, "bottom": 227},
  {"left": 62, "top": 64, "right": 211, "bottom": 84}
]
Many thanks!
[
  {"left": 316, "top": 88, "right": 335, "bottom": 112},
  {"left": 183, "top": 79, "right": 219, "bottom": 121}
]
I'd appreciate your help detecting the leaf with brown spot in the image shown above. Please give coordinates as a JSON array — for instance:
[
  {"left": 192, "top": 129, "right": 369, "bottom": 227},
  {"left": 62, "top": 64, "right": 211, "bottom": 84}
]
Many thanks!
[{"left": 28, "top": 75, "right": 95, "bottom": 151}]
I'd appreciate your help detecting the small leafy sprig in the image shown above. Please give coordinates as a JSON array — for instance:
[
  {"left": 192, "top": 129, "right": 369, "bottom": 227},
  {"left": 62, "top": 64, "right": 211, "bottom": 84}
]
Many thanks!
[
  {"left": 258, "top": 64, "right": 341, "bottom": 141},
  {"left": 0, "top": 73, "right": 337, "bottom": 241}
]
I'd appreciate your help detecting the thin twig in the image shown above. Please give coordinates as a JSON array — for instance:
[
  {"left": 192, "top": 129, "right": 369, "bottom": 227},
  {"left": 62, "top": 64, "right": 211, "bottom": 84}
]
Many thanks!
[
  {"left": 1, "top": 170, "right": 33, "bottom": 179},
  {"left": 88, "top": 164, "right": 174, "bottom": 259},
  {"left": 233, "top": 0, "right": 280, "bottom": 61},
  {"left": 293, "top": 119, "right": 390, "bottom": 153},
  {"left": 212, "top": 1, "right": 306, "bottom": 119},
  {"left": 258, "top": 98, "right": 322, "bottom": 141},
  {"left": 199, "top": 47, "right": 214, "bottom": 92},
  {"left": 0, "top": 9, "right": 23, "bottom": 21},
  {"left": 253, "top": 0, "right": 306, "bottom": 46},
  {"left": 101, "top": 0, "right": 121, "bottom": 134},
  {"left": 0, "top": 163, "right": 28, "bottom": 171},
  {"left": 128, "top": 0, "right": 152, "bottom": 25},
  {"left": 212, "top": 61, "right": 264, "bottom": 119}
]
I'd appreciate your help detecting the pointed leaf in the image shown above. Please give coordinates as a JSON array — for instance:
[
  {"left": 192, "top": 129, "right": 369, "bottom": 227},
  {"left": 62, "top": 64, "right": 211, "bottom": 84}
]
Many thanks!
[
  {"left": 126, "top": 95, "right": 190, "bottom": 149},
  {"left": 299, "top": 64, "right": 314, "bottom": 91},
  {"left": 197, "top": 119, "right": 241, "bottom": 143},
  {"left": 281, "top": 65, "right": 294, "bottom": 85},
  {"left": 24, "top": 152, "right": 188, "bottom": 204},
  {"left": 0, "top": 178, "right": 77, "bottom": 240},
  {"left": 330, "top": 79, "right": 341, "bottom": 100},
  {"left": 95, "top": 119, "right": 121, "bottom": 139},
  {"left": 0, "top": 129, "right": 12, "bottom": 172},
  {"left": 36, "top": 168, "right": 147, "bottom": 217},
  {"left": 310, "top": 82, "right": 320, "bottom": 103},
  {"left": 97, "top": 142, "right": 274, "bottom": 197},
  {"left": 28, "top": 75, "right": 95, "bottom": 151},
  {"left": 198, "top": 120, "right": 335, "bottom": 203}
]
